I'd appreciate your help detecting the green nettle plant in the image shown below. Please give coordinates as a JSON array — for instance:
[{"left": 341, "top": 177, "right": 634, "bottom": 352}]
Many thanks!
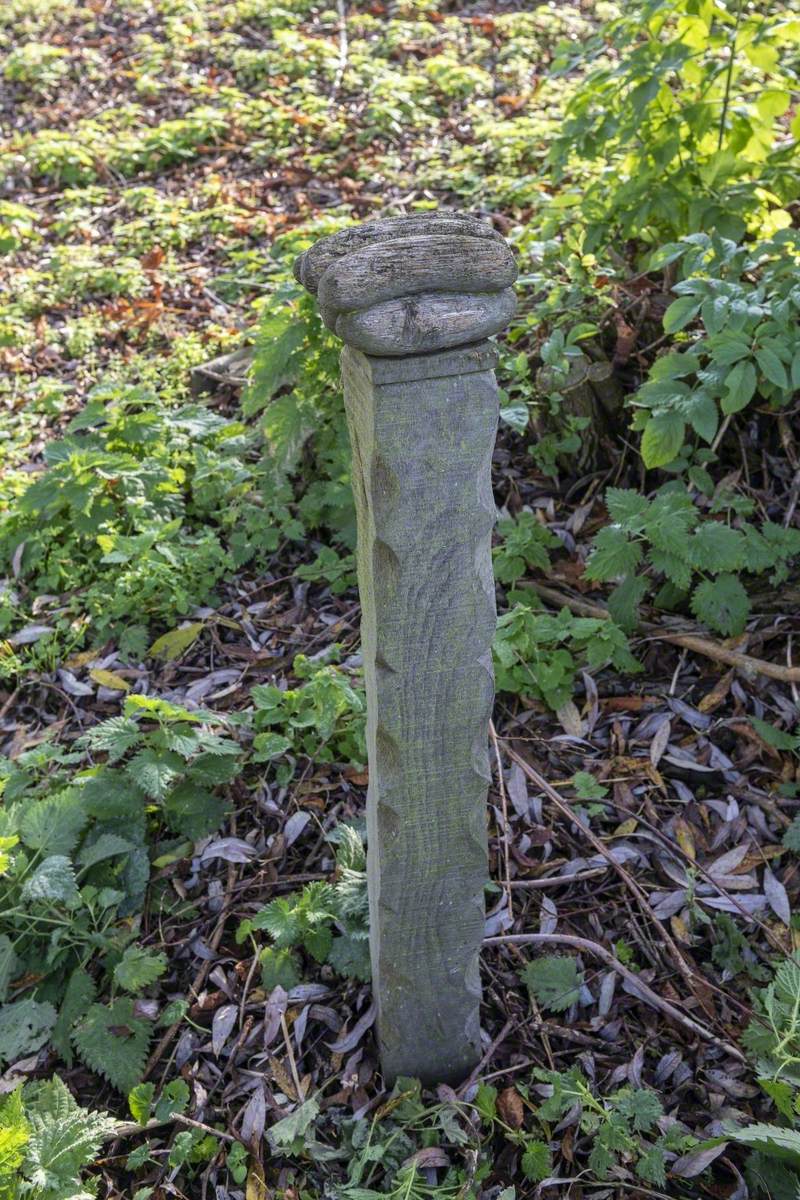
[
  {"left": 585, "top": 486, "right": 800, "bottom": 636},
  {"left": 250, "top": 651, "right": 366, "bottom": 776},
  {"left": 238, "top": 824, "right": 370, "bottom": 983},
  {"left": 0, "top": 696, "right": 242, "bottom": 1092},
  {"left": 493, "top": 603, "right": 639, "bottom": 711}
]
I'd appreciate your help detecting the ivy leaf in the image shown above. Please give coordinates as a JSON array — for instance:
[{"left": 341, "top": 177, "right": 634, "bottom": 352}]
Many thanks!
[
  {"left": 723, "top": 360, "right": 757, "bottom": 415},
  {"left": 641, "top": 411, "right": 685, "bottom": 468},
  {"left": 691, "top": 574, "right": 750, "bottom": 635},
  {"left": 521, "top": 956, "right": 583, "bottom": 1013}
]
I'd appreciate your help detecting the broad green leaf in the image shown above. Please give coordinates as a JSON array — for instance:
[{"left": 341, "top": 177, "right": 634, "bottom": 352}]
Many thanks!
[
  {"left": 755, "top": 346, "right": 788, "bottom": 389},
  {"left": 722, "top": 360, "right": 757, "bottom": 414},
  {"left": 662, "top": 295, "right": 701, "bottom": 334},
  {"left": 640, "top": 411, "right": 685, "bottom": 468}
]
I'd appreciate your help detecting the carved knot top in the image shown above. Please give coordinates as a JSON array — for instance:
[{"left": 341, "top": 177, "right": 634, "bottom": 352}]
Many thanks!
[{"left": 292, "top": 213, "right": 517, "bottom": 358}]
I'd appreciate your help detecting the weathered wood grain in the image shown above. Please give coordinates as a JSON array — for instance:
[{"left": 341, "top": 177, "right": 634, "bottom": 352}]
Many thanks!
[
  {"left": 341, "top": 342, "right": 498, "bottom": 1084},
  {"left": 317, "top": 235, "right": 517, "bottom": 315},
  {"left": 293, "top": 213, "right": 501, "bottom": 294},
  {"left": 335, "top": 288, "right": 517, "bottom": 357}
]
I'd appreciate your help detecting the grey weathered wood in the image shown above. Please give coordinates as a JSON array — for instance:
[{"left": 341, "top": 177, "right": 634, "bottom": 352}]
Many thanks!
[
  {"left": 292, "top": 214, "right": 516, "bottom": 1085},
  {"left": 342, "top": 343, "right": 497, "bottom": 1084},
  {"left": 317, "top": 235, "right": 516, "bottom": 314},
  {"left": 293, "top": 212, "right": 501, "bottom": 294},
  {"left": 334, "top": 288, "right": 517, "bottom": 357}
]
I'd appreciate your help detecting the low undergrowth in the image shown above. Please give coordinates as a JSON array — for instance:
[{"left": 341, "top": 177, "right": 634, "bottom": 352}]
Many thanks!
[{"left": 0, "top": 0, "right": 799, "bottom": 1195}]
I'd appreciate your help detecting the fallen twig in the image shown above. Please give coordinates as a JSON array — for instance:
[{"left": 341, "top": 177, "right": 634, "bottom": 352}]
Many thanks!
[
  {"left": 528, "top": 581, "right": 800, "bottom": 684},
  {"left": 484, "top": 932, "right": 745, "bottom": 1062}
]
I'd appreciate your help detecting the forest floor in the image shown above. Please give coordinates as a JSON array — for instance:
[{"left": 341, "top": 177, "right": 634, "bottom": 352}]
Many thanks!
[{"left": 1, "top": 1, "right": 799, "bottom": 1198}]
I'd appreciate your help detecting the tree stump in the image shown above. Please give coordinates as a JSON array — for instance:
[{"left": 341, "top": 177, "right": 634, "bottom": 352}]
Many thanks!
[{"left": 293, "top": 214, "right": 517, "bottom": 1085}]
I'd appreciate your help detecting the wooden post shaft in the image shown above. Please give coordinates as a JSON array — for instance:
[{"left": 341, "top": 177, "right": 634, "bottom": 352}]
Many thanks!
[
  {"left": 343, "top": 344, "right": 498, "bottom": 1083},
  {"left": 293, "top": 215, "right": 516, "bottom": 1083}
]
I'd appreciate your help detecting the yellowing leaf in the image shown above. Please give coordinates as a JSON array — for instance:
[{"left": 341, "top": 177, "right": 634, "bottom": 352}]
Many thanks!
[
  {"left": 246, "top": 1160, "right": 269, "bottom": 1200},
  {"left": 148, "top": 622, "right": 204, "bottom": 661},
  {"left": 674, "top": 818, "right": 695, "bottom": 862},
  {"left": 613, "top": 818, "right": 638, "bottom": 837},
  {"left": 89, "top": 669, "right": 131, "bottom": 691}
]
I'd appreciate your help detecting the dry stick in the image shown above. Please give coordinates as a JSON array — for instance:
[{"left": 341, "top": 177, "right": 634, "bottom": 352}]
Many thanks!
[
  {"left": 456, "top": 1018, "right": 515, "bottom": 1098},
  {"left": 529, "top": 581, "right": 800, "bottom": 685},
  {"left": 484, "top": 933, "right": 745, "bottom": 1062},
  {"left": 490, "top": 719, "right": 513, "bottom": 919},
  {"left": 143, "top": 863, "right": 238, "bottom": 1080},
  {"left": 502, "top": 742, "right": 699, "bottom": 996}
]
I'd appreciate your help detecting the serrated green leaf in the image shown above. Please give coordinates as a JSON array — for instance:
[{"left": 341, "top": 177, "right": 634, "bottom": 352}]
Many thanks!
[
  {"left": 688, "top": 522, "right": 745, "bottom": 573},
  {"left": 328, "top": 934, "right": 371, "bottom": 981},
  {"left": 607, "top": 574, "right": 648, "bottom": 632},
  {"left": 114, "top": 946, "right": 167, "bottom": 993},
  {"left": 126, "top": 748, "right": 183, "bottom": 801},
  {"left": 22, "top": 1076, "right": 120, "bottom": 1191},
  {"left": 72, "top": 999, "right": 151, "bottom": 1093},
  {"left": 78, "top": 832, "right": 135, "bottom": 869},
  {"left": 691, "top": 574, "right": 750, "bottom": 635},
  {"left": 783, "top": 817, "right": 800, "bottom": 851},
  {"left": 521, "top": 956, "right": 583, "bottom": 1013},
  {"left": 605, "top": 488, "right": 648, "bottom": 531},
  {"left": 585, "top": 526, "right": 642, "bottom": 581},
  {"left": 52, "top": 969, "right": 97, "bottom": 1065},
  {"left": 21, "top": 855, "right": 79, "bottom": 904},
  {"left": 259, "top": 947, "right": 302, "bottom": 992},
  {"left": 521, "top": 1140, "right": 552, "bottom": 1182},
  {"left": 0, "top": 936, "right": 17, "bottom": 1005},
  {"left": 267, "top": 1098, "right": 320, "bottom": 1150},
  {"left": 19, "top": 789, "right": 88, "bottom": 856}
]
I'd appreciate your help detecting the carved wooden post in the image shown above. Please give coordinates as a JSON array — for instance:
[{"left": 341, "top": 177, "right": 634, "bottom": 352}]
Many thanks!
[{"left": 294, "top": 215, "right": 516, "bottom": 1084}]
